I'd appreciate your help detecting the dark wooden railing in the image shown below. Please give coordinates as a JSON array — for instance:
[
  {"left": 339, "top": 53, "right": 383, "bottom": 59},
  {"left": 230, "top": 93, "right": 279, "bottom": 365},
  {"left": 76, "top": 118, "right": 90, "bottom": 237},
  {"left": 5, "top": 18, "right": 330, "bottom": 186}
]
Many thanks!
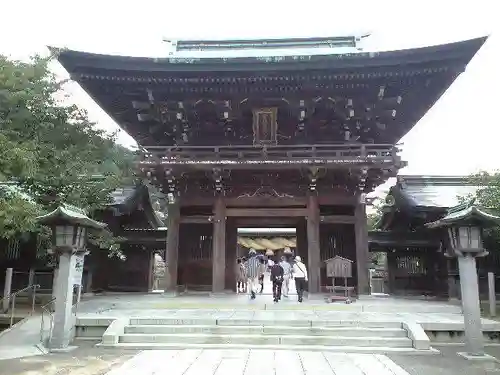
[{"left": 140, "top": 143, "right": 401, "bottom": 168}]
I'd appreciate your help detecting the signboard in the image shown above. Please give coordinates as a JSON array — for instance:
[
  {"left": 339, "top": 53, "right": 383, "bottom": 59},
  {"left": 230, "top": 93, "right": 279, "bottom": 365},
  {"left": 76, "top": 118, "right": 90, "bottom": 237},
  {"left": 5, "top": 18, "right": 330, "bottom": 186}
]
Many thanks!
[
  {"left": 73, "top": 254, "right": 85, "bottom": 286},
  {"left": 325, "top": 256, "right": 353, "bottom": 278}
]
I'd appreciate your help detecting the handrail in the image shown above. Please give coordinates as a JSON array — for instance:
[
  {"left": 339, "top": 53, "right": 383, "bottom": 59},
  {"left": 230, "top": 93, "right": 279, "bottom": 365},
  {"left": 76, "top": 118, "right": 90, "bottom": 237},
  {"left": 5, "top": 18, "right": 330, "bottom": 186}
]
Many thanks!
[
  {"left": 0, "top": 284, "right": 40, "bottom": 328},
  {"left": 39, "top": 298, "right": 56, "bottom": 346}
]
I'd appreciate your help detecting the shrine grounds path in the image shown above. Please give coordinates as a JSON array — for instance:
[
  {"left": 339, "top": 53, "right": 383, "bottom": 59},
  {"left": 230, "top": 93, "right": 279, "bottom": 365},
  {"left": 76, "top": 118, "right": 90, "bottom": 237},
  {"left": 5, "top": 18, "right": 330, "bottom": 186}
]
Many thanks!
[
  {"left": 2, "top": 340, "right": 500, "bottom": 375},
  {"left": 3, "top": 293, "right": 500, "bottom": 374}
]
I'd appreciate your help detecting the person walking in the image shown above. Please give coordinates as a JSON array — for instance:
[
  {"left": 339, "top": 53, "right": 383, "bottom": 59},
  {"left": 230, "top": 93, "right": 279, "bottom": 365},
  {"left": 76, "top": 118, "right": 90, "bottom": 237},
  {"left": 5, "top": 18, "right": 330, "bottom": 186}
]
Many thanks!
[
  {"left": 258, "top": 256, "right": 266, "bottom": 294},
  {"left": 292, "top": 256, "right": 308, "bottom": 303},
  {"left": 270, "top": 258, "right": 284, "bottom": 302},
  {"left": 245, "top": 249, "right": 261, "bottom": 299},
  {"left": 279, "top": 255, "right": 292, "bottom": 298},
  {"left": 241, "top": 257, "right": 248, "bottom": 293},
  {"left": 236, "top": 258, "right": 247, "bottom": 293}
]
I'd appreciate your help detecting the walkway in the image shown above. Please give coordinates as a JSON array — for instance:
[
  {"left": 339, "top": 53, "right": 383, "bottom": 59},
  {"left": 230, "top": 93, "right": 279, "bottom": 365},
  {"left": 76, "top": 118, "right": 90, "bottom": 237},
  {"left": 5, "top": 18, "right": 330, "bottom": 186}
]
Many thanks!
[
  {"left": 105, "top": 349, "right": 411, "bottom": 375},
  {"left": 0, "top": 314, "right": 46, "bottom": 360},
  {"left": 1, "top": 295, "right": 500, "bottom": 374}
]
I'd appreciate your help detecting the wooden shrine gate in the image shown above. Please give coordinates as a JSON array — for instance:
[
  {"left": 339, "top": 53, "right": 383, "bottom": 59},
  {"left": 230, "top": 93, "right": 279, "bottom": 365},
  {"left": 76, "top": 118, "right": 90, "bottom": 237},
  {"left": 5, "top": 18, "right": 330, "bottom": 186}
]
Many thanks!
[{"left": 165, "top": 197, "right": 369, "bottom": 295}]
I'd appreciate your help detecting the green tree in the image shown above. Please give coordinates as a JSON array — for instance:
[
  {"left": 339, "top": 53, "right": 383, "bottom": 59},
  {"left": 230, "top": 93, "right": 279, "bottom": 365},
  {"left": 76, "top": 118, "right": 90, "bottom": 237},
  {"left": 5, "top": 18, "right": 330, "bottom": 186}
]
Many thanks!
[
  {"left": 367, "top": 199, "right": 384, "bottom": 230},
  {"left": 0, "top": 54, "right": 136, "bottom": 252},
  {"left": 463, "top": 172, "right": 500, "bottom": 250}
]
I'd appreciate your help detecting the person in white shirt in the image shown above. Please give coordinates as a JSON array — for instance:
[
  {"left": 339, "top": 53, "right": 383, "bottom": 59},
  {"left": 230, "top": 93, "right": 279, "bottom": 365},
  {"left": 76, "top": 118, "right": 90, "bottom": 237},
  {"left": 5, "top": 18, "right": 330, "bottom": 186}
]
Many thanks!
[
  {"left": 279, "top": 255, "right": 292, "bottom": 298},
  {"left": 267, "top": 257, "right": 275, "bottom": 270},
  {"left": 292, "top": 256, "right": 308, "bottom": 302}
]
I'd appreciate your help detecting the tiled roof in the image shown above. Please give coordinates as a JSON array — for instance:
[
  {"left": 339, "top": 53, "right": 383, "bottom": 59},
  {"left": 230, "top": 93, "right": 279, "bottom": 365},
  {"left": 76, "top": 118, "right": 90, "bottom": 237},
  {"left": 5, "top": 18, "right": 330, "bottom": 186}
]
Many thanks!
[
  {"left": 108, "top": 187, "right": 137, "bottom": 205},
  {"left": 395, "top": 175, "right": 478, "bottom": 208}
]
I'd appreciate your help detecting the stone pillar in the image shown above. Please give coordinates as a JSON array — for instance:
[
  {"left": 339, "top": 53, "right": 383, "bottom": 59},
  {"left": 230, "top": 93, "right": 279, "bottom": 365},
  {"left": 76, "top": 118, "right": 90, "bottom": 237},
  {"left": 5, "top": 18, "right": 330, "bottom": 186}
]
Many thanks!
[
  {"left": 147, "top": 252, "right": 155, "bottom": 292},
  {"left": 306, "top": 194, "right": 320, "bottom": 293},
  {"left": 164, "top": 202, "right": 180, "bottom": 292},
  {"left": 488, "top": 272, "right": 496, "bottom": 317},
  {"left": 212, "top": 196, "right": 226, "bottom": 293},
  {"left": 50, "top": 249, "right": 78, "bottom": 350},
  {"left": 457, "top": 254, "right": 485, "bottom": 357},
  {"left": 2, "top": 268, "right": 13, "bottom": 312},
  {"left": 28, "top": 268, "right": 35, "bottom": 300},
  {"left": 52, "top": 267, "right": 59, "bottom": 306},
  {"left": 355, "top": 196, "right": 370, "bottom": 295}
]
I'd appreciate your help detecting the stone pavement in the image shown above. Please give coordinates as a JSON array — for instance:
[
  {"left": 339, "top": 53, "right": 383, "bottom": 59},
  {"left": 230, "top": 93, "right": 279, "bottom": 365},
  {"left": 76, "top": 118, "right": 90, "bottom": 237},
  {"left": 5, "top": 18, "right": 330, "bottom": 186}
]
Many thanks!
[
  {"left": 2, "top": 343, "right": 500, "bottom": 375},
  {"left": 0, "top": 314, "right": 47, "bottom": 360},
  {"left": 104, "top": 349, "right": 411, "bottom": 375}
]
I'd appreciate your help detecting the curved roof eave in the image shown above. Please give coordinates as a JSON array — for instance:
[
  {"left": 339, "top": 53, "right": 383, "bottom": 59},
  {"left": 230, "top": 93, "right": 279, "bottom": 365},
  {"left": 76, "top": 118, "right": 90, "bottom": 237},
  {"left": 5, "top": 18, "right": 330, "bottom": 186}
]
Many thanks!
[{"left": 52, "top": 36, "right": 487, "bottom": 74}]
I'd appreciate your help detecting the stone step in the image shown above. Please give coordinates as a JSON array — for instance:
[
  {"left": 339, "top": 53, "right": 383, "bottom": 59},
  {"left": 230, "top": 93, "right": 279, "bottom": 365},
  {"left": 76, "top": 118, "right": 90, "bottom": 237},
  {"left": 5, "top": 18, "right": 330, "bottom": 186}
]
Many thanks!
[
  {"left": 118, "top": 333, "right": 413, "bottom": 347},
  {"left": 124, "top": 325, "right": 408, "bottom": 338},
  {"left": 104, "top": 342, "right": 434, "bottom": 354},
  {"left": 129, "top": 318, "right": 403, "bottom": 329}
]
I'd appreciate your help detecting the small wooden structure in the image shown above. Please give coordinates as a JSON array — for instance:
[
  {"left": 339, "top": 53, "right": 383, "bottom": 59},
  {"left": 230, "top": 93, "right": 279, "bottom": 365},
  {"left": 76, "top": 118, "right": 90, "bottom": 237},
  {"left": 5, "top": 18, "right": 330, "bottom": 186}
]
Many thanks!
[{"left": 325, "top": 256, "right": 354, "bottom": 303}]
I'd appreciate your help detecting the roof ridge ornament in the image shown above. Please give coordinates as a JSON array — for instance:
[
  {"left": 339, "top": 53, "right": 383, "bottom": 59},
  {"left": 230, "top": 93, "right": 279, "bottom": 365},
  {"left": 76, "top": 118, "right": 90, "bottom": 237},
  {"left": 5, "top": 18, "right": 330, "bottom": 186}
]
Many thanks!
[{"left": 163, "top": 35, "right": 370, "bottom": 53}]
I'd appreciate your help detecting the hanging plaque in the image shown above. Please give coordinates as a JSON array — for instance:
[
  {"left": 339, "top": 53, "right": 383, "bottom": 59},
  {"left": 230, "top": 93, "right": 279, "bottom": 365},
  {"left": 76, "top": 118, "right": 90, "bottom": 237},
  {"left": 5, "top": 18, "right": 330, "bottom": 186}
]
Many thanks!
[{"left": 252, "top": 107, "right": 278, "bottom": 145}]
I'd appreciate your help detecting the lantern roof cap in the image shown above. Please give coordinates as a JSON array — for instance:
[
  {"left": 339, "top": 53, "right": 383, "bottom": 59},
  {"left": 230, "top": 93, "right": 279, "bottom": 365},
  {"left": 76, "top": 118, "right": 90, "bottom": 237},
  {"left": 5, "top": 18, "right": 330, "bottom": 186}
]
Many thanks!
[
  {"left": 36, "top": 203, "right": 107, "bottom": 229},
  {"left": 425, "top": 201, "right": 500, "bottom": 229}
]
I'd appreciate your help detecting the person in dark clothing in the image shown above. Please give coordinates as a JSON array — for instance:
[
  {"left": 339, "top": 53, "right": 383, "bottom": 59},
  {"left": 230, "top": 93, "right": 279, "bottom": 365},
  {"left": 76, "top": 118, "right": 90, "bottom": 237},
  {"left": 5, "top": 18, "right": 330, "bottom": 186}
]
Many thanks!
[
  {"left": 270, "top": 260, "right": 284, "bottom": 302},
  {"left": 258, "top": 256, "right": 266, "bottom": 294}
]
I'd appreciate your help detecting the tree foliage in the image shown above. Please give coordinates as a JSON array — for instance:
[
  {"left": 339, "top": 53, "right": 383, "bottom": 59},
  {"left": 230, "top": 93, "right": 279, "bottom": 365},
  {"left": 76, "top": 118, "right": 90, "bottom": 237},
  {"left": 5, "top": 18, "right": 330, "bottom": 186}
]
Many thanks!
[
  {"left": 367, "top": 199, "right": 384, "bottom": 231},
  {"left": 0, "top": 54, "right": 137, "bottom": 252},
  {"left": 464, "top": 171, "right": 500, "bottom": 250}
]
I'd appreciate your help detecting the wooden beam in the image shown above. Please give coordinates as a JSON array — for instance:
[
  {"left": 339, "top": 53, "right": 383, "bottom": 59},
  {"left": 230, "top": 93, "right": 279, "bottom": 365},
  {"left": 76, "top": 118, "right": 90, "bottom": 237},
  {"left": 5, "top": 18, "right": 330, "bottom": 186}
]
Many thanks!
[
  {"left": 318, "top": 195, "right": 357, "bottom": 205},
  {"left": 225, "top": 197, "right": 306, "bottom": 207},
  {"left": 235, "top": 217, "right": 300, "bottom": 227},
  {"left": 226, "top": 208, "right": 307, "bottom": 217},
  {"left": 180, "top": 215, "right": 211, "bottom": 224},
  {"left": 320, "top": 215, "right": 356, "bottom": 224}
]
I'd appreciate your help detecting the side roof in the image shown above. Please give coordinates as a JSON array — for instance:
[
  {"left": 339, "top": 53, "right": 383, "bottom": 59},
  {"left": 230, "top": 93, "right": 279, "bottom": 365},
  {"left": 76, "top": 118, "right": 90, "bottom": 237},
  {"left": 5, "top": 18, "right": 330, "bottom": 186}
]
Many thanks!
[
  {"left": 391, "top": 175, "right": 478, "bottom": 209},
  {"left": 106, "top": 183, "right": 165, "bottom": 228}
]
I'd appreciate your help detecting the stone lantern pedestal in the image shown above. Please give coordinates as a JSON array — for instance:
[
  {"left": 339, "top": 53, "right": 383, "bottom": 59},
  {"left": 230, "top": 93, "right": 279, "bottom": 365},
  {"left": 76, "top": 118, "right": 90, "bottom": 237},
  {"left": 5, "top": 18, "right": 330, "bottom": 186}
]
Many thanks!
[
  {"left": 36, "top": 204, "right": 106, "bottom": 351},
  {"left": 426, "top": 203, "right": 500, "bottom": 361}
]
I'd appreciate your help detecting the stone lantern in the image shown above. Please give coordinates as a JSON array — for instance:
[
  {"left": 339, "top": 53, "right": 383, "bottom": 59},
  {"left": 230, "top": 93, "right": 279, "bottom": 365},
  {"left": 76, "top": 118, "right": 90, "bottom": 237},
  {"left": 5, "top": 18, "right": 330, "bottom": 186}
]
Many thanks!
[
  {"left": 426, "top": 202, "right": 500, "bottom": 360},
  {"left": 37, "top": 204, "right": 106, "bottom": 351}
]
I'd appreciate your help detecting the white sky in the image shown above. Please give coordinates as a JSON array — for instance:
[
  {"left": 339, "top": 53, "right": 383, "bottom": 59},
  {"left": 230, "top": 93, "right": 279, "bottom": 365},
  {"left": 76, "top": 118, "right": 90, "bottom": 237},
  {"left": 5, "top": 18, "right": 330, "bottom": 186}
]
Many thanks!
[{"left": 1, "top": 0, "right": 498, "bottom": 185}]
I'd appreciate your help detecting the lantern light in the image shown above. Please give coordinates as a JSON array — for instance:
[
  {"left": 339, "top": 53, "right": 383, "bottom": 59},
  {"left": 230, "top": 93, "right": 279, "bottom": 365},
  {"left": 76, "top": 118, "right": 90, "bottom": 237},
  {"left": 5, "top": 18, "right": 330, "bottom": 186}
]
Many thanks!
[{"left": 447, "top": 226, "right": 482, "bottom": 253}]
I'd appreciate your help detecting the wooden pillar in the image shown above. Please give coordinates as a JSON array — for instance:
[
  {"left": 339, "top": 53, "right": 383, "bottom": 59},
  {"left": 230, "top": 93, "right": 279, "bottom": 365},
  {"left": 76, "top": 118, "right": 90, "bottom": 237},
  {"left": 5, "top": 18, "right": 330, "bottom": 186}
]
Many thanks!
[
  {"left": 225, "top": 219, "right": 238, "bottom": 291},
  {"left": 296, "top": 218, "right": 307, "bottom": 259},
  {"left": 212, "top": 196, "right": 226, "bottom": 293},
  {"left": 164, "top": 202, "right": 180, "bottom": 292},
  {"left": 307, "top": 194, "right": 321, "bottom": 293},
  {"left": 387, "top": 251, "right": 397, "bottom": 294},
  {"left": 355, "top": 196, "right": 370, "bottom": 295},
  {"left": 447, "top": 258, "right": 460, "bottom": 300},
  {"left": 425, "top": 251, "right": 438, "bottom": 296}
]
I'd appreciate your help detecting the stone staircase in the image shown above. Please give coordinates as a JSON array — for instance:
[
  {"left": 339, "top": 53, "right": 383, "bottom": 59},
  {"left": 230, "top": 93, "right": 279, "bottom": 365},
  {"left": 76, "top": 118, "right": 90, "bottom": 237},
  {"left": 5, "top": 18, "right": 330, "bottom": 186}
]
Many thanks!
[{"left": 100, "top": 318, "right": 432, "bottom": 353}]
